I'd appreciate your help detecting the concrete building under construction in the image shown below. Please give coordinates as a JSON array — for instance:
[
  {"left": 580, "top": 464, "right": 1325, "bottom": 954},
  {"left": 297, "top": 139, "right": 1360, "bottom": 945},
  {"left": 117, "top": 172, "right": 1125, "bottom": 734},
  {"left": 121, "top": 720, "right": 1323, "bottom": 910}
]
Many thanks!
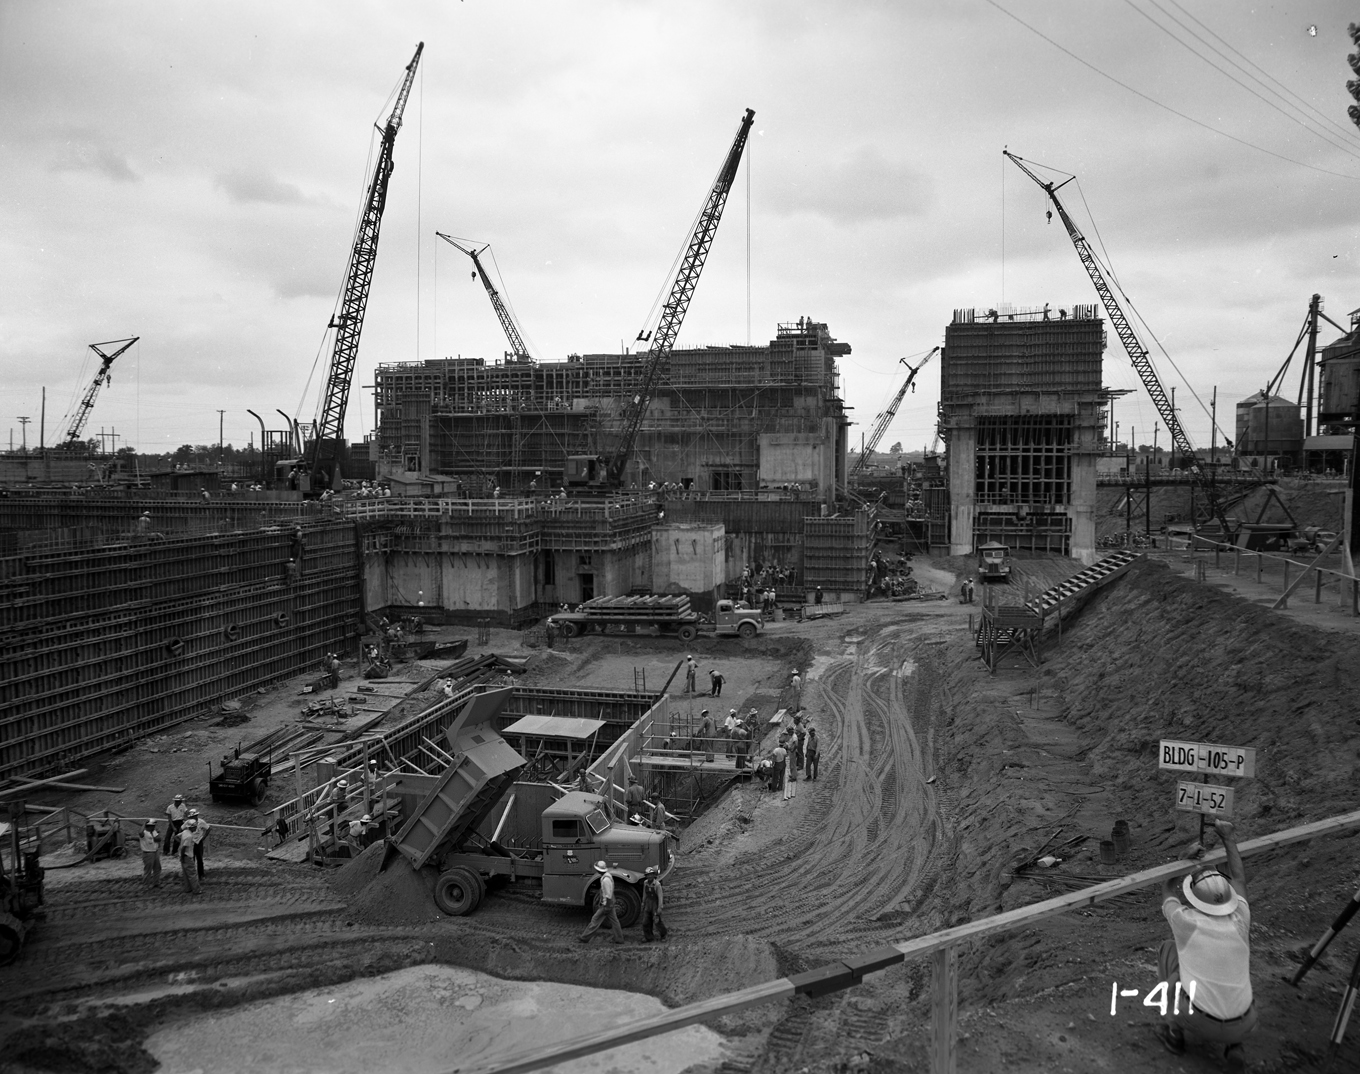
[
  {"left": 373, "top": 319, "right": 851, "bottom": 503},
  {"left": 939, "top": 305, "right": 1107, "bottom": 562}
]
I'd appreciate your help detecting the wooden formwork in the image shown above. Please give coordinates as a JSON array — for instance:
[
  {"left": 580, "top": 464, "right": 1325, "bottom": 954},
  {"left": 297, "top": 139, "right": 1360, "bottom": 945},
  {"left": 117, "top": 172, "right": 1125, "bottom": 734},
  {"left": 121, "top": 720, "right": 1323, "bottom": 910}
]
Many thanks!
[{"left": 0, "top": 522, "right": 362, "bottom": 781}]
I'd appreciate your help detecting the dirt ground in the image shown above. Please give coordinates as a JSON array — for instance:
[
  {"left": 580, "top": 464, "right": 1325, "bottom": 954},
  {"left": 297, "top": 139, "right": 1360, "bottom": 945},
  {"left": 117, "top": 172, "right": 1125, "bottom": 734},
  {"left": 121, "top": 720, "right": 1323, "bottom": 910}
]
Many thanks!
[{"left": 4, "top": 547, "right": 1360, "bottom": 1074}]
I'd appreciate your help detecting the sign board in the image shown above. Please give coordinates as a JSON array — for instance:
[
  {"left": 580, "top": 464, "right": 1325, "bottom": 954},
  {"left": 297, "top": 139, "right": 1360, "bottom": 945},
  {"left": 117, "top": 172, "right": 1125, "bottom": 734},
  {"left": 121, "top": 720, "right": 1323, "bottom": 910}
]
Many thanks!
[
  {"left": 1175, "top": 780, "right": 1235, "bottom": 818},
  {"left": 1159, "top": 740, "right": 1256, "bottom": 779}
]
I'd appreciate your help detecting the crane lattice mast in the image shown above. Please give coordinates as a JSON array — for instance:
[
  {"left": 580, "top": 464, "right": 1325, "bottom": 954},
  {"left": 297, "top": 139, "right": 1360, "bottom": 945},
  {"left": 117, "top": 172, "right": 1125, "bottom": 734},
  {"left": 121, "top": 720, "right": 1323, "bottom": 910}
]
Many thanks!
[
  {"left": 436, "top": 233, "right": 531, "bottom": 362},
  {"left": 851, "top": 347, "right": 939, "bottom": 476},
  {"left": 604, "top": 108, "right": 756, "bottom": 486},
  {"left": 67, "top": 337, "right": 138, "bottom": 444},
  {"left": 308, "top": 43, "right": 423, "bottom": 490},
  {"left": 1003, "top": 151, "right": 1195, "bottom": 464}
]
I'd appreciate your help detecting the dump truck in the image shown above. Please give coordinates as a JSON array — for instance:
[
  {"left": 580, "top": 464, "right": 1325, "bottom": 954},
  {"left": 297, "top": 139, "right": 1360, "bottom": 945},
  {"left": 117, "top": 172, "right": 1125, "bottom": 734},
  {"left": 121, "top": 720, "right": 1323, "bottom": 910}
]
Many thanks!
[
  {"left": 546, "top": 594, "right": 762, "bottom": 642},
  {"left": 977, "top": 541, "right": 1013, "bottom": 581},
  {"left": 384, "top": 687, "right": 673, "bottom": 926}
]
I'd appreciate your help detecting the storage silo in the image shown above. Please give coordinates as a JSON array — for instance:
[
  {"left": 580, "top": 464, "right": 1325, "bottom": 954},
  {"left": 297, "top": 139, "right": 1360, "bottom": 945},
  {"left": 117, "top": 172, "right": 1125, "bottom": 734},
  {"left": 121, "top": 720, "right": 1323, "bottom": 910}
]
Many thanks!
[
  {"left": 1318, "top": 319, "right": 1360, "bottom": 424},
  {"left": 1245, "top": 397, "right": 1303, "bottom": 463}
]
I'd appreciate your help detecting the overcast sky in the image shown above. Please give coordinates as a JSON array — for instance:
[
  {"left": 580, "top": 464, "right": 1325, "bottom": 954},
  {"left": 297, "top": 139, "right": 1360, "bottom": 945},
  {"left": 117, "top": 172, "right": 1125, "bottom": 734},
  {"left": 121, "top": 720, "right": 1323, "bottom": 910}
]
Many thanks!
[{"left": 3, "top": 1, "right": 1358, "bottom": 459}]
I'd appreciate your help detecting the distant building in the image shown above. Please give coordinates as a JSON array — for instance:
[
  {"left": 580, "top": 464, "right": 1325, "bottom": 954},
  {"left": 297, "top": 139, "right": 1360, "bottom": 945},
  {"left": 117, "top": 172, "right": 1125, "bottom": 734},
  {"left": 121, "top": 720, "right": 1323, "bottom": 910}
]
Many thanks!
[{"left": 372, "top": 319, "right": 851, "bottom": 508}]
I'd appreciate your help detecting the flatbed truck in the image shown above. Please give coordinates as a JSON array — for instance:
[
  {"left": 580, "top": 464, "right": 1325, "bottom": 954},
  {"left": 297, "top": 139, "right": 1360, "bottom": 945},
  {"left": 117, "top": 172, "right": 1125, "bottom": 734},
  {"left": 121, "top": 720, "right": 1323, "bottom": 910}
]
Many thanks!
[
  {"left": 384, "top": 687, "right": 673, "bottom": 926},
  {"left": 546, "top": 594, "right": 762, "bottom": 642}
]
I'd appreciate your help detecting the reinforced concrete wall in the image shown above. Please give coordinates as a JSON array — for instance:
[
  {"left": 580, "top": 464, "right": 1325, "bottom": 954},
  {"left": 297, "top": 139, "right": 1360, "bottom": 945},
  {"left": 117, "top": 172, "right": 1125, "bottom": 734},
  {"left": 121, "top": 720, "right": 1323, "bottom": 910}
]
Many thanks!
[
  {"left": 651, "top": 522, "right": 724, "bottom": 611},
  {"left": 0, "top": 522, "right": 361, "bottom": 780},
  {"left": 941, "top": 307, "right": 1106, "bottom": 563}
]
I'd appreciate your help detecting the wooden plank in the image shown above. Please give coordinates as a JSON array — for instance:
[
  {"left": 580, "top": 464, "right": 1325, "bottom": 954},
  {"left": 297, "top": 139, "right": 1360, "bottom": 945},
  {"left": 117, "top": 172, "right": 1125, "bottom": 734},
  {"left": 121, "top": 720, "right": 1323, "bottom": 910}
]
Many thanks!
[
  {"left": 931, "top": 946, "right": 958, "bottom": 1074},
  {"left": 0, "top": 769, "right": 90, "bottom": 799}
]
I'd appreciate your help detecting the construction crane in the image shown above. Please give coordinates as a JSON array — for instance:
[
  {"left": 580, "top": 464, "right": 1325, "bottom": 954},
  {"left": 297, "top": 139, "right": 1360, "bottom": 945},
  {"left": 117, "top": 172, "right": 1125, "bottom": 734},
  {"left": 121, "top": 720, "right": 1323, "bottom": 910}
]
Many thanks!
[
  {"left": 1003, "top": 151, "right": 1237, "bottom": 533},
  {"left": 566, "top": 107, "right": 755, "bottom": 490},
  {"left": 851, "top": 347, "right": 939, "bottom": 476},
  {"left": 305, "top": 42, "right": 423, "bottom": 493},
  {"left": 436, "top": 233, "right": 532, "bottom": 363},
  {"left": 65, "top": 337, "right": 138, "bottom": 445}
]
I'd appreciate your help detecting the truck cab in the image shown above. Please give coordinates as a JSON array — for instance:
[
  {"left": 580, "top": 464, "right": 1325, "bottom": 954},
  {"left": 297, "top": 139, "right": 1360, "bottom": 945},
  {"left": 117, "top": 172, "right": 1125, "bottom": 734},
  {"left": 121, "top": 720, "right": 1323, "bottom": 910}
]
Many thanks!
[
  {"left": 538, "top": 793, "right": 673, "bottom": 920},
  {"left": 977, "top": 542, "right": 1012, "bottom": 581},
  {"left": 714, "top": 599, "right": 763, "bottom": 638},
  {"left": 564, "top": 455, "right": 607, "bottom": 488}
]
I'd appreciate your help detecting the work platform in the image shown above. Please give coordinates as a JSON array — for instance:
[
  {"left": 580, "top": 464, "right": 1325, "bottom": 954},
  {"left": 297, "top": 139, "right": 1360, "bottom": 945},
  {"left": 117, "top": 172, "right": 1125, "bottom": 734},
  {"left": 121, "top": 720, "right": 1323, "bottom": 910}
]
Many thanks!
[{"left": 976, "top": 550, "right": 1143, "bottom": 672}]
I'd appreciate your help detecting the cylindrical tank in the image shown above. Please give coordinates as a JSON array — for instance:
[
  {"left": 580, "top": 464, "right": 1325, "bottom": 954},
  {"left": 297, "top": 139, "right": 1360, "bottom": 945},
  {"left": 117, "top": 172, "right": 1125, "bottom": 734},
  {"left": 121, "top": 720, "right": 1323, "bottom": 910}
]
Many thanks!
[
  {"left": 1235, "top": 391, "right": 1284, "bottom": 449},
  {"left": 1245, "top": 399, "right": 1303, "bottom": 460},
  {"left": 1318, "top": 336, "right": 1360, "bottom": 423}
]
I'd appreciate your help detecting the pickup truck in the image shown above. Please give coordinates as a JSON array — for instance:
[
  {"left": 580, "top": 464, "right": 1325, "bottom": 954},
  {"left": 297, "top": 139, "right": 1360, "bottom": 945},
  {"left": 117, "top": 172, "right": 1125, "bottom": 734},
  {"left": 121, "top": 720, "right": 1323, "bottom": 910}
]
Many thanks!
[
  {"left": 385, "top": 687, "right": 673, "bottom": 926},
  {"left": 547, "top": 594, "right": 763, "bottom": 642}
]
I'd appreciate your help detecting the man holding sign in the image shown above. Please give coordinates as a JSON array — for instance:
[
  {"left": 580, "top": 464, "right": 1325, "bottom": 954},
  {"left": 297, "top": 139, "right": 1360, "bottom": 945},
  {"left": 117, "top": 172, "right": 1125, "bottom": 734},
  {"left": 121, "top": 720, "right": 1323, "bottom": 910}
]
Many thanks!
[{"left": 1155, "top": 819, "right": 1254, "bottom": 1072}]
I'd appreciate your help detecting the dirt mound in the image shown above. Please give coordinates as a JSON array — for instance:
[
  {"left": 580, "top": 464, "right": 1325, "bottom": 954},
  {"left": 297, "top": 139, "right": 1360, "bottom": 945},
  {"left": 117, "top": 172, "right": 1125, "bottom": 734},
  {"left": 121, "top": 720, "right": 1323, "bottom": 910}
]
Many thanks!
[
  {"left": 328, "top": 839, "right": 387, "bottom": 900},
  {"left": 339, "top": 845, "right": 445, "bottom": 927}
]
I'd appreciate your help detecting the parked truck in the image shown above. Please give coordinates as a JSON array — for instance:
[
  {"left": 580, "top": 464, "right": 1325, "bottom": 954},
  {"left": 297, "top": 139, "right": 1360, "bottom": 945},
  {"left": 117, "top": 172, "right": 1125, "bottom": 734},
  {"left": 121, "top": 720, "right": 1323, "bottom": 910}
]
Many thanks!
[
  {"left": 977, "top": 541, "right": 1013, "bottom": 581},
  {"left": 384, "top": 687, "right": 673, "bottom": 926},
  {"left": 546, "top": 594, "right": 762, "bottom": 642}
]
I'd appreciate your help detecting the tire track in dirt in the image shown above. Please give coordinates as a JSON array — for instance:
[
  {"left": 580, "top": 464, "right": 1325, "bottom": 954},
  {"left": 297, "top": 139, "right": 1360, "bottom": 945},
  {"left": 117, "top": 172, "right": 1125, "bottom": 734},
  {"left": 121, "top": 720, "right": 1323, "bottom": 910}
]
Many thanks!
[{"left": 669, "top": 622, "right": 945, "bottom": 957}]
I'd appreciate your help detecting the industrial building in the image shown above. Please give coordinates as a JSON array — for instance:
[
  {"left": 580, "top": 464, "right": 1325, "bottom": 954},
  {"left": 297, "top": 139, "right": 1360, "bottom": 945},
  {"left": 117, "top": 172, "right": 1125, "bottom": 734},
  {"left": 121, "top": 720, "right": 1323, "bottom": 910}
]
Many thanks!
[
  {"left": 938, "top": 305, "right": 1108, "bottom": 562},
  {"left": 373, "top": 318, "right": 852, "bottom": 505}
]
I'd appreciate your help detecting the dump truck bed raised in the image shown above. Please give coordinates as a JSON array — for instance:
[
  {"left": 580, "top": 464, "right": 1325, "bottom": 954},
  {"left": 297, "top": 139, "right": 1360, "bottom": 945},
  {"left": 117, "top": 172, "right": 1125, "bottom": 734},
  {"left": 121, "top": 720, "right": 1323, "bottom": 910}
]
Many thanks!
[{"left": 389, "top": 687, "right": 526, "bottom": 871}]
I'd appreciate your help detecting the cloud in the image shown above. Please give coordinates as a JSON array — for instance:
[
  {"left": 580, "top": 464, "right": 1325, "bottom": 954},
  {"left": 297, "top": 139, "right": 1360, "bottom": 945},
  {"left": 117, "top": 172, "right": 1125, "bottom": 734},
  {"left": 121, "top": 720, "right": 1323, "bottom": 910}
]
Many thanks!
[
  {"left": 765, "top": 146, "right": 932, "bottom": 224},
  {"left": 49, "top": 139, "right": 139, "bottom": 182},
  {"left": 216, "top": 169, "right": 309, "bottom": 205}
]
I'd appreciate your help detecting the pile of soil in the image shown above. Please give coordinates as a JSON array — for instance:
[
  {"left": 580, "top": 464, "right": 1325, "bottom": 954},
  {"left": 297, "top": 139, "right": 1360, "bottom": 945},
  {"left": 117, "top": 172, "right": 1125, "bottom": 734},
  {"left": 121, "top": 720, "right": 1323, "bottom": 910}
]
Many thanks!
[{"left": 331, "top": 841, "right": 445, "bottom": 927}]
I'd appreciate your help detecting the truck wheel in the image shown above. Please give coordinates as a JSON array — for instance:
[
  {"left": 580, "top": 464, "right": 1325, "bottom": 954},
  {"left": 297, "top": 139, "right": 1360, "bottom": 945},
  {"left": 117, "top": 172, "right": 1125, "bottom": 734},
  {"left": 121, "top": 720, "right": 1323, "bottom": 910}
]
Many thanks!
[
  {"left": 614, "top": 884, "right": 642, "bottom": 929},
  {"left": 434, "top": 868, "right": 483, "bottom": 916},
  {"left": 678, "top": 625, "right": 698, "bottom": 642},
  {"left": 560, "top": 621, "right": 579, "bottom": 638},
  {"left": 737, "top": 621, "right": 757, "bottom": 639},
  {"left": 250, "top": 778, "right": 267, "bottom": 806}
]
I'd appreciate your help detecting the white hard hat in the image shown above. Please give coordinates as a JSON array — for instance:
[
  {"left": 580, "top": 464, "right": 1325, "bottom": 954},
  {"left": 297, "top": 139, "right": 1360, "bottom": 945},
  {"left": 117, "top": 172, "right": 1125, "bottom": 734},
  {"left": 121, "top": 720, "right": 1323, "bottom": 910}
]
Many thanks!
[
  {"left": 361, "top": 814, "right": 371, "bottom": 823},
  {"left": 337, "top": 779, "right": 347, "bottom": 788},
  {"left": 593, "top": 860, "right": 608, "bottom": 873},
  {"left": 1184, "top": 869, "right": 1238, "bottom": 916}
]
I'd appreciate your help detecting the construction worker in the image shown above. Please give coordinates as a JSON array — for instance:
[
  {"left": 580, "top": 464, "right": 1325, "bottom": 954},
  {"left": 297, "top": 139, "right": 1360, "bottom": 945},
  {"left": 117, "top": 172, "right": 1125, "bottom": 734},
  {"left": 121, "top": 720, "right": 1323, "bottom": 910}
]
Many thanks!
[
  {"left": 814, "top": 586, "right": 824, "bottom": 605},
  {"left": 178, "top": 818, "right": 201, "bottom": 895},
  {"left": 163, "top": 794, "right": 188, "bottom": 855},
  {"left": 185, "top": 808, "right": 211, "bottom": 880},
  {"left": 326, "top": 653, "right": 342, "bottom": 690},
  {"left": 1155, "top": 819, "right": 1254, "bottom": 1072},
  {"left": 262, "top": 810, "right": 289, "bottom": 848},
  {"left": 791, "top": 671, "right": 802, "bottom": 707},
  {"left": 783, "top": 742, "right": 799, "bottom": 801},
  {"left": 578, "top": 861, "right": 625, "bottom": 944},
  {"left": 684, "top": 655, "right": 697, "bottom": 694},
  {"left": 770, "top": 742, "right": 787, "bottom": 794},
  {"left": 641, "top": 865, "right": 668, "bottom": 942},
  {"left": 648, "top": 797, "right": 668, "bottom": 830},
  {"left": 138, "top": 819, "right": 161, "bottom": 889},
  {"left": 624, "top": 776, "right": 646, "bottom": 814},
  {"left": 805, "top": 727, "right": 821, "bottom": 780},
  {"left": 732, "top": 722, "right": 749, "bottom": 770},
  {"left": 709, "top": 668, "right": 724, "bottom": 697},
  {"left": 347, "top": 814, "right": 373, "bottom": 850}
]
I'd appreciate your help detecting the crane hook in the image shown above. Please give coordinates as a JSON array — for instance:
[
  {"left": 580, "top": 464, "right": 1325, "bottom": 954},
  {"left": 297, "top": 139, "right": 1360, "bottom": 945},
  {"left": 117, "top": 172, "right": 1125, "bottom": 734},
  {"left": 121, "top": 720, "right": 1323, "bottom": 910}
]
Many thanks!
[{"left": 1046, "top": 209, "right": 1053, "bottom": 224}]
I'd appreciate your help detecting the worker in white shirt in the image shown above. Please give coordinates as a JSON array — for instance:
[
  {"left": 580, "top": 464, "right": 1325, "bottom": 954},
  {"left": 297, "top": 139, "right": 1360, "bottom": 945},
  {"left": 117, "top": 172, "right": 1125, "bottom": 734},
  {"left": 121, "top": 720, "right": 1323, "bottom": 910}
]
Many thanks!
[
  {"left": 347, "top": 814, "right": 374, "bottom": 850},
  {"left": 138, "top": 819, "right": 161, "bottom": 889},
  {"left": 1154, "top": 819, "right": 1254, "bottom": 1072},
  {"left": 578, "top": 861, "right": 625, "bottom": 944},
  {"left": 186, "top": 808, "right": 211, "bottom": 880}
]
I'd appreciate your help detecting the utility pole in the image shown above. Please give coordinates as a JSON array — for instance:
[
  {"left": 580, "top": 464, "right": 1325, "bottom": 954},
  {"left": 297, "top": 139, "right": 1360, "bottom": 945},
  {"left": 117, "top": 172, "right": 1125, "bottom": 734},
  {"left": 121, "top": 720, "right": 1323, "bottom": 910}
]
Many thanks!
[
  {"left": 218, "top": 410, "right": 225, "bottom": 471},
  {"left": 1304, "top": 293, "right": 1322, "bottom": 439},
  {"left": 1153, "top": 422, "right": 1159, "bottom": 467},
  {"left": 1210, "top": 386, "right": 1217, "bottom": 465},
  {"left": 39, "top": 388, "right": 45, "bottom": 453},
  {"left": 17, "top": 416, "right": 30, "bottom": 452}
]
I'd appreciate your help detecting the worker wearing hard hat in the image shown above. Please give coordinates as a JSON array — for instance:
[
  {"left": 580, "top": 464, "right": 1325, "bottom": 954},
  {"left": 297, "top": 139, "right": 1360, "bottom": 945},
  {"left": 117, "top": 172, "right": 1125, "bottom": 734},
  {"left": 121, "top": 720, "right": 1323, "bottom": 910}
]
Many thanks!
[
  {"left": 348, "top": 814, "right": 375, "bottom": 850},
  {"left": 578, "top": 861, "right": 625, "bottom": 944},
  {"left": 163, "top": 794, "right": 188, "bottom": 855},
  {"left": 138, "top": 820, "right": 161, "bottom": 889},
  {"left": 178, "top": 818, "right": 201, "bottom": 895},
  {"left": 186, "top": 808, "right": 211, "bottom": 881},
  {"left": 1154, "top": 819, "right": 1255, "bottom": 1071}
]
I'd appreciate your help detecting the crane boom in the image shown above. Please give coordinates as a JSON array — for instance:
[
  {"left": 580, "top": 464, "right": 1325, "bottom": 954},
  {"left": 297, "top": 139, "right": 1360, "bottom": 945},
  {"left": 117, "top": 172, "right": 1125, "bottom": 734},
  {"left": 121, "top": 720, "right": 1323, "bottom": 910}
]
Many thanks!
[
  {"left": 852, "top": 347, "right": 938, "bottom": 475},
  {"left": 436, "top": 233, "right": 531, "bottom": 362},
  {"left": 595, "top": 107, "right": 755, "bottom": 487},
  {"left": 67, "top": 337, "right": 138, "bottom": 443},
  {"left": 1003, "top": 151, "right": 1195, "bottom": 464},
  {"left": 308, "top": 42, "right": 423, "bottom": 491}
]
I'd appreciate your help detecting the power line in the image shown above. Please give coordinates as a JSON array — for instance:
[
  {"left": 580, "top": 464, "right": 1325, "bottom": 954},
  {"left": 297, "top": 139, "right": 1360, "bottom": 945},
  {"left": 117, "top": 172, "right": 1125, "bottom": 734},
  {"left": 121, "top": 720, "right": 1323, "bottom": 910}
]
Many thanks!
[
  {"left": 1123, "top": 0, "right": 1360, "bottom": 163},
  {"left": 1163, "top": 0, "right": 1360, "bottom": 147},
  {"left": 983, "top": 0, "right": 1360, "bottom": 182}
]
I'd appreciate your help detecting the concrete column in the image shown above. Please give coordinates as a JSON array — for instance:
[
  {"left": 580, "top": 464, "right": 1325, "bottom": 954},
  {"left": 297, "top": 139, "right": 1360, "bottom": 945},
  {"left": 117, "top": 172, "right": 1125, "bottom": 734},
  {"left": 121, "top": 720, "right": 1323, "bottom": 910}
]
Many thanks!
[{"left": 948, "top": 423, "right": 976, "bottom": 557}]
